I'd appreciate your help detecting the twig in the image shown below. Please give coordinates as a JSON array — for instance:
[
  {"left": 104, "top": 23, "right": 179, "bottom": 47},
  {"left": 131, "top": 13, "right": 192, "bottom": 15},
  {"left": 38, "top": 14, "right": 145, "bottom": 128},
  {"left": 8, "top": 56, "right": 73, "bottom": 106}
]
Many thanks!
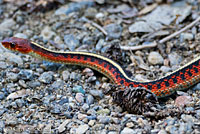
[
  {"left": 82, "top": 17, "right": 108, "bottom": 36},
  {"left": 120, "top": 16, "right": 200, "bottom": 51}
]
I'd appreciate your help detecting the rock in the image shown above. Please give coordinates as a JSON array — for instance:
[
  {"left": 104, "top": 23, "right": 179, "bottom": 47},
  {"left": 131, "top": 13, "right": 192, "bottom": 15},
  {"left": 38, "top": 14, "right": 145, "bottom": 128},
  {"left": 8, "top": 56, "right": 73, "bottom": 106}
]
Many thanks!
[
  {"left": 86, "top": 94, "right": 94, "bottom": 105},
  {"left": 82, "top": 36, "right": 96, "bottom": 45},
  {"left": 129, "top": 2, "right": 191, "bottom": 33},
  {"left": 0, "top": 92, "right": 5, "bottom": 100},
  {"left": 65, "top": 1, "right": 94, "bottom": 15},
  {"left": 58, "top": 98, "right": 68, "bottom": 105},
  {"left": 88, "top": 120, "right": 95, "bottom": 126},
  {"left": 95, "top": 39, "right": 105, "bottom": 51},
  {"left": 28, "top": 81, "right": 41, "bottom": 88},
  {"left": 54, "top": 5, "right": 69, "bottom": 15},
  {"left": 72, "top": 86, "right": 85, "bottom": 94},
  {"left": 41, "top": 26, "right": 55, "bottom": 40},
  {"left": 51, "top": 80, "right": 64, "bottom": 89},
  {"left": 0, "top": 61, "right": 7, "bottom": 69},
  {"left": 180, "top": 33, "right": 194, "bottom": 42},
  {"left": 42, "top": 124, "right": 51, "bottom": 134},
  {"left": 158, "top": 129, "right": 167, "bottom": 134},
  {"left": 148, "top": 51, "right": 164, "bottom": 65},
  {"left": 84, "top": 8, "right": 97, "bottom": 19},
  {"left": 126, "top": 122, "right": 134, "bottom": 128},
  {"left": 0, "top": 52, "right": 23, "bottom": 65},
  {"left": 15, "top": 99, "right": 25, "bottom": 108},
  {"left": 62, "top": 70, "right": 70, "bottom": 81},
  {"left": 18, "top": 69, "right": 33, "bottom": 80},
  {"left": 57, "top": 120, "right": 70, "bottom": 133},
  {"left": 7, "top": 89, "right": 31, "bottom": 100},
  {"left": 104, "top": 23, "right": 122, "bottom": 39},
  {"left": 97, "top": 115, "right": 110, "bottom": 124},
  {"left": 75, "top": 124, "right": 89, "bottom": 134},
  {"left": 38, "top": 72, "right": 54, "bottom": 84},
  {"left": 81, "top": 103, "right": 89, "bottom": 111},
  {"left": 97, "top": 109, "right": 110, "bottom": 115},
  {"left": 121, "top": 127, "right": 134, "bottom": 134},
  {"left": 168, "top": 52, "right": 182, "bottom": 66},
  {"left": 175, "top": 96, "right": 192, "bottom": 107},
  {"left": 181, "top": 114, "right": 195, "bottom": 122},
  {"left": 129, "top": 21, "right": 157, "bottom": 33},
  {"left": 83, "top": 68, "right": 94, "bottom": 77},
  {"left": 160, "top": 66, "right": 171, "bottom": 73},
  {"left": 0, "top": 19, "right": 16, "bottom": 31},
  {"left": 77, "top": 113, "right": 87, "bottom": 120},
  {"left": 64, "top": 34, "right": 80, "bottom": 51},
  {"left": 192, "top": 83, "right": 200, "bottom": 90},
  {"left": 75, "top": 93, "right": 84, "bottom": 103},
  {"left": 6, "top": 72, "right": 18, "bottom": 82},
  {"left": 18, "top": 80, "right": 27, "bottom": 88},
  {"left": 14, "top": 33, "right": 28, "bottom": 39},
  {"left": 89, "top": 90, "right": 104, "bottom": 98},
  {"left": 87, "top": 76, "right": 96, "bottom": 82}
]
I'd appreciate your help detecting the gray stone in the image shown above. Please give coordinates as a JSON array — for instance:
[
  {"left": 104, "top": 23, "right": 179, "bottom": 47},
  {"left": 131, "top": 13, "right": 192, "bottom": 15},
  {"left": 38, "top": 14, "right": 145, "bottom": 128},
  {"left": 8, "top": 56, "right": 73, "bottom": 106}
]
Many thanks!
[
  {"left": 39, "top": 72, "right": 54, "bottom": 83},
  {"left": 0, "top": 19, "right": 16, "bottom": 31},
  {"left": 0, "top": 52, "right": 23, "bottom": 65},
  {"left": 104, "top": 23, "right": 122, "bottom": 39},
  {"left": 75, "top": 124, "right": 89, "bottom": 134},
  {"left": 6, "top": 72, "right": 18, "bottom": 82},
  {"left": 62, "top": 70, "right": 70, "bottom": 81},
  {"left": 86, "top": 94, "right": 94, "bottom": 105},
  {"left": 75, "top": 93, "right": 84, "bottom": 103},
  {"left": 96, "top": 39, "right": 105, "bottom": 51},
  {"left": 160, "top": 66, "right": 171, "bottom": 73},
  {"left": 121, "top": 127, "right": 135, "bottom": 134},
  {"left": 148, "top": 51, "right": 164, "bottom": 65},
  {"left": 97, "top": 115, "right": 110, "bottom": 124},
  {"left": 89, "top": 89, "right": 103, "bottom": 98},
  {"left": 0, "top": 61, "right": 7, "bottom": 69},
  {"left": 129, "top": 2, "right": 191, "bottom": 33},
  {"left": 41, "top": 26, "right": 55, "bottom": 40},
  {"left": 14, "top": 33, "right": 28, "bottom": 39},
  {"left": 64, "top": 34, "right": 80, "bottom": 51},
  {"left": 180, "top": 33, "right": 194, "bottom": 42},
  {"left": 18, "top": 69, "right": 33, "bottom": 80},
  {"left": 168, "top": 52, "right": 182, "bottom": 66}
]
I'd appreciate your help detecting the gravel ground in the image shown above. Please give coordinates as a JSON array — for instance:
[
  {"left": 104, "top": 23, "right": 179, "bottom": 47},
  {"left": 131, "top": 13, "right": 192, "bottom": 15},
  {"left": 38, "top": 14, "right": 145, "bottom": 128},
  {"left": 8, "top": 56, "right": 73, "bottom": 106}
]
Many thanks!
[{"left": 0, "top": 0, "right": 200, "bottom": 134}]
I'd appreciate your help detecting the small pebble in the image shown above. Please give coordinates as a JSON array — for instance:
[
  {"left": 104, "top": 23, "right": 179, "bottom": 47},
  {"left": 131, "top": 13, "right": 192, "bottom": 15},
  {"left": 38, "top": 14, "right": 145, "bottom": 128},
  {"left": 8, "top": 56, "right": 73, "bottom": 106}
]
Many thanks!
[
  {"left": 168, "top": 52, "right": 182, "bottom": 66},
  {"left": 75, "top": 124, "right": 89, "bottom": 134},
  {"left": 38, "top": 72, "right": 54, "bottom": 84},
  {"left": 175, "top": 96, "right": 192, "bottom": 107},
  {"left": 104, "top": 23, "right": 122, "bottom": 39},
  {"left": 89, "top": 90, "right": 104, "bottom": 98},
  {"left": 41, "top": 26, "right": 55, "bottom": 40},
  {"left": 180, "top": 33, "right": 194, "bottom": 42},
  {"left": 148, "top": 51, "right": 164, "bottom": 65},
  {"left": 14, "top": 33, "right": 28, "bottom": 39},
  {"left": 72, "top": 85, "right": 85, "bottom": 94},
  {"left": 75, "top": 93, "right": 84, "bottom": 103},
  {"left": 64, "top": 34, "right": 80, "bottom": 51},
  {"left": 86, "top": 94, "right": 94, "bottom": 105},
  {"left": 121, "top": 127, "right": 134, "bottom": 134}
]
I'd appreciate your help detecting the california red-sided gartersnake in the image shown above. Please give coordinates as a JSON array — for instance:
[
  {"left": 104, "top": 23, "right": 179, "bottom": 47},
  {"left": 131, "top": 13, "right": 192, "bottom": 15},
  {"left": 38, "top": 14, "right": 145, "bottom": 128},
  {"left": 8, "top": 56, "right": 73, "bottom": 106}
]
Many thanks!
[{"left": 2, "top": 37, "right": 200, "bottom": 98}]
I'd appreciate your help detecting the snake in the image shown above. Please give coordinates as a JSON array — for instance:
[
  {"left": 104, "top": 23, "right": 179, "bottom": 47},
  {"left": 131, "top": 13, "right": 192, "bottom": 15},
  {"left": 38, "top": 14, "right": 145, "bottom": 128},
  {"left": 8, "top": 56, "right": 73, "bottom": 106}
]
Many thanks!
[{"left": 1, "top": 37, "right": 200, "bottom": 98}]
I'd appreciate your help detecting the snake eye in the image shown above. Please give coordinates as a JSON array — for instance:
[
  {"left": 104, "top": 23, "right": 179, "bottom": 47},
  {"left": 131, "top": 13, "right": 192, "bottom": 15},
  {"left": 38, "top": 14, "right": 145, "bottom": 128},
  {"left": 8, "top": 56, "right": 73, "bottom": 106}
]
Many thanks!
[{"left": 10, "top": 43, "right": 15, "bottom": 48}]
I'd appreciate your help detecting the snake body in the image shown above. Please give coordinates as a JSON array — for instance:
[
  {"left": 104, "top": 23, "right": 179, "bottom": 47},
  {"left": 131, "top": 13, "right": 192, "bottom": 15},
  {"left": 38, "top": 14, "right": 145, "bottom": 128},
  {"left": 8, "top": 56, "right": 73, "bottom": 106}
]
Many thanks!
[{"left": 2, "top": 37, "right": 200, "bottom": 97}]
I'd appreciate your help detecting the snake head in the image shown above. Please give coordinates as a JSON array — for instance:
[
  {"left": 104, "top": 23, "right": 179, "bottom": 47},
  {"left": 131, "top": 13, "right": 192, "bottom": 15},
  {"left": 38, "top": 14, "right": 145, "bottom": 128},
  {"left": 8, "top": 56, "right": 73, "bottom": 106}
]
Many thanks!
[{"left": 1, "top": 37, "right": 32, "bottom": 54}]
